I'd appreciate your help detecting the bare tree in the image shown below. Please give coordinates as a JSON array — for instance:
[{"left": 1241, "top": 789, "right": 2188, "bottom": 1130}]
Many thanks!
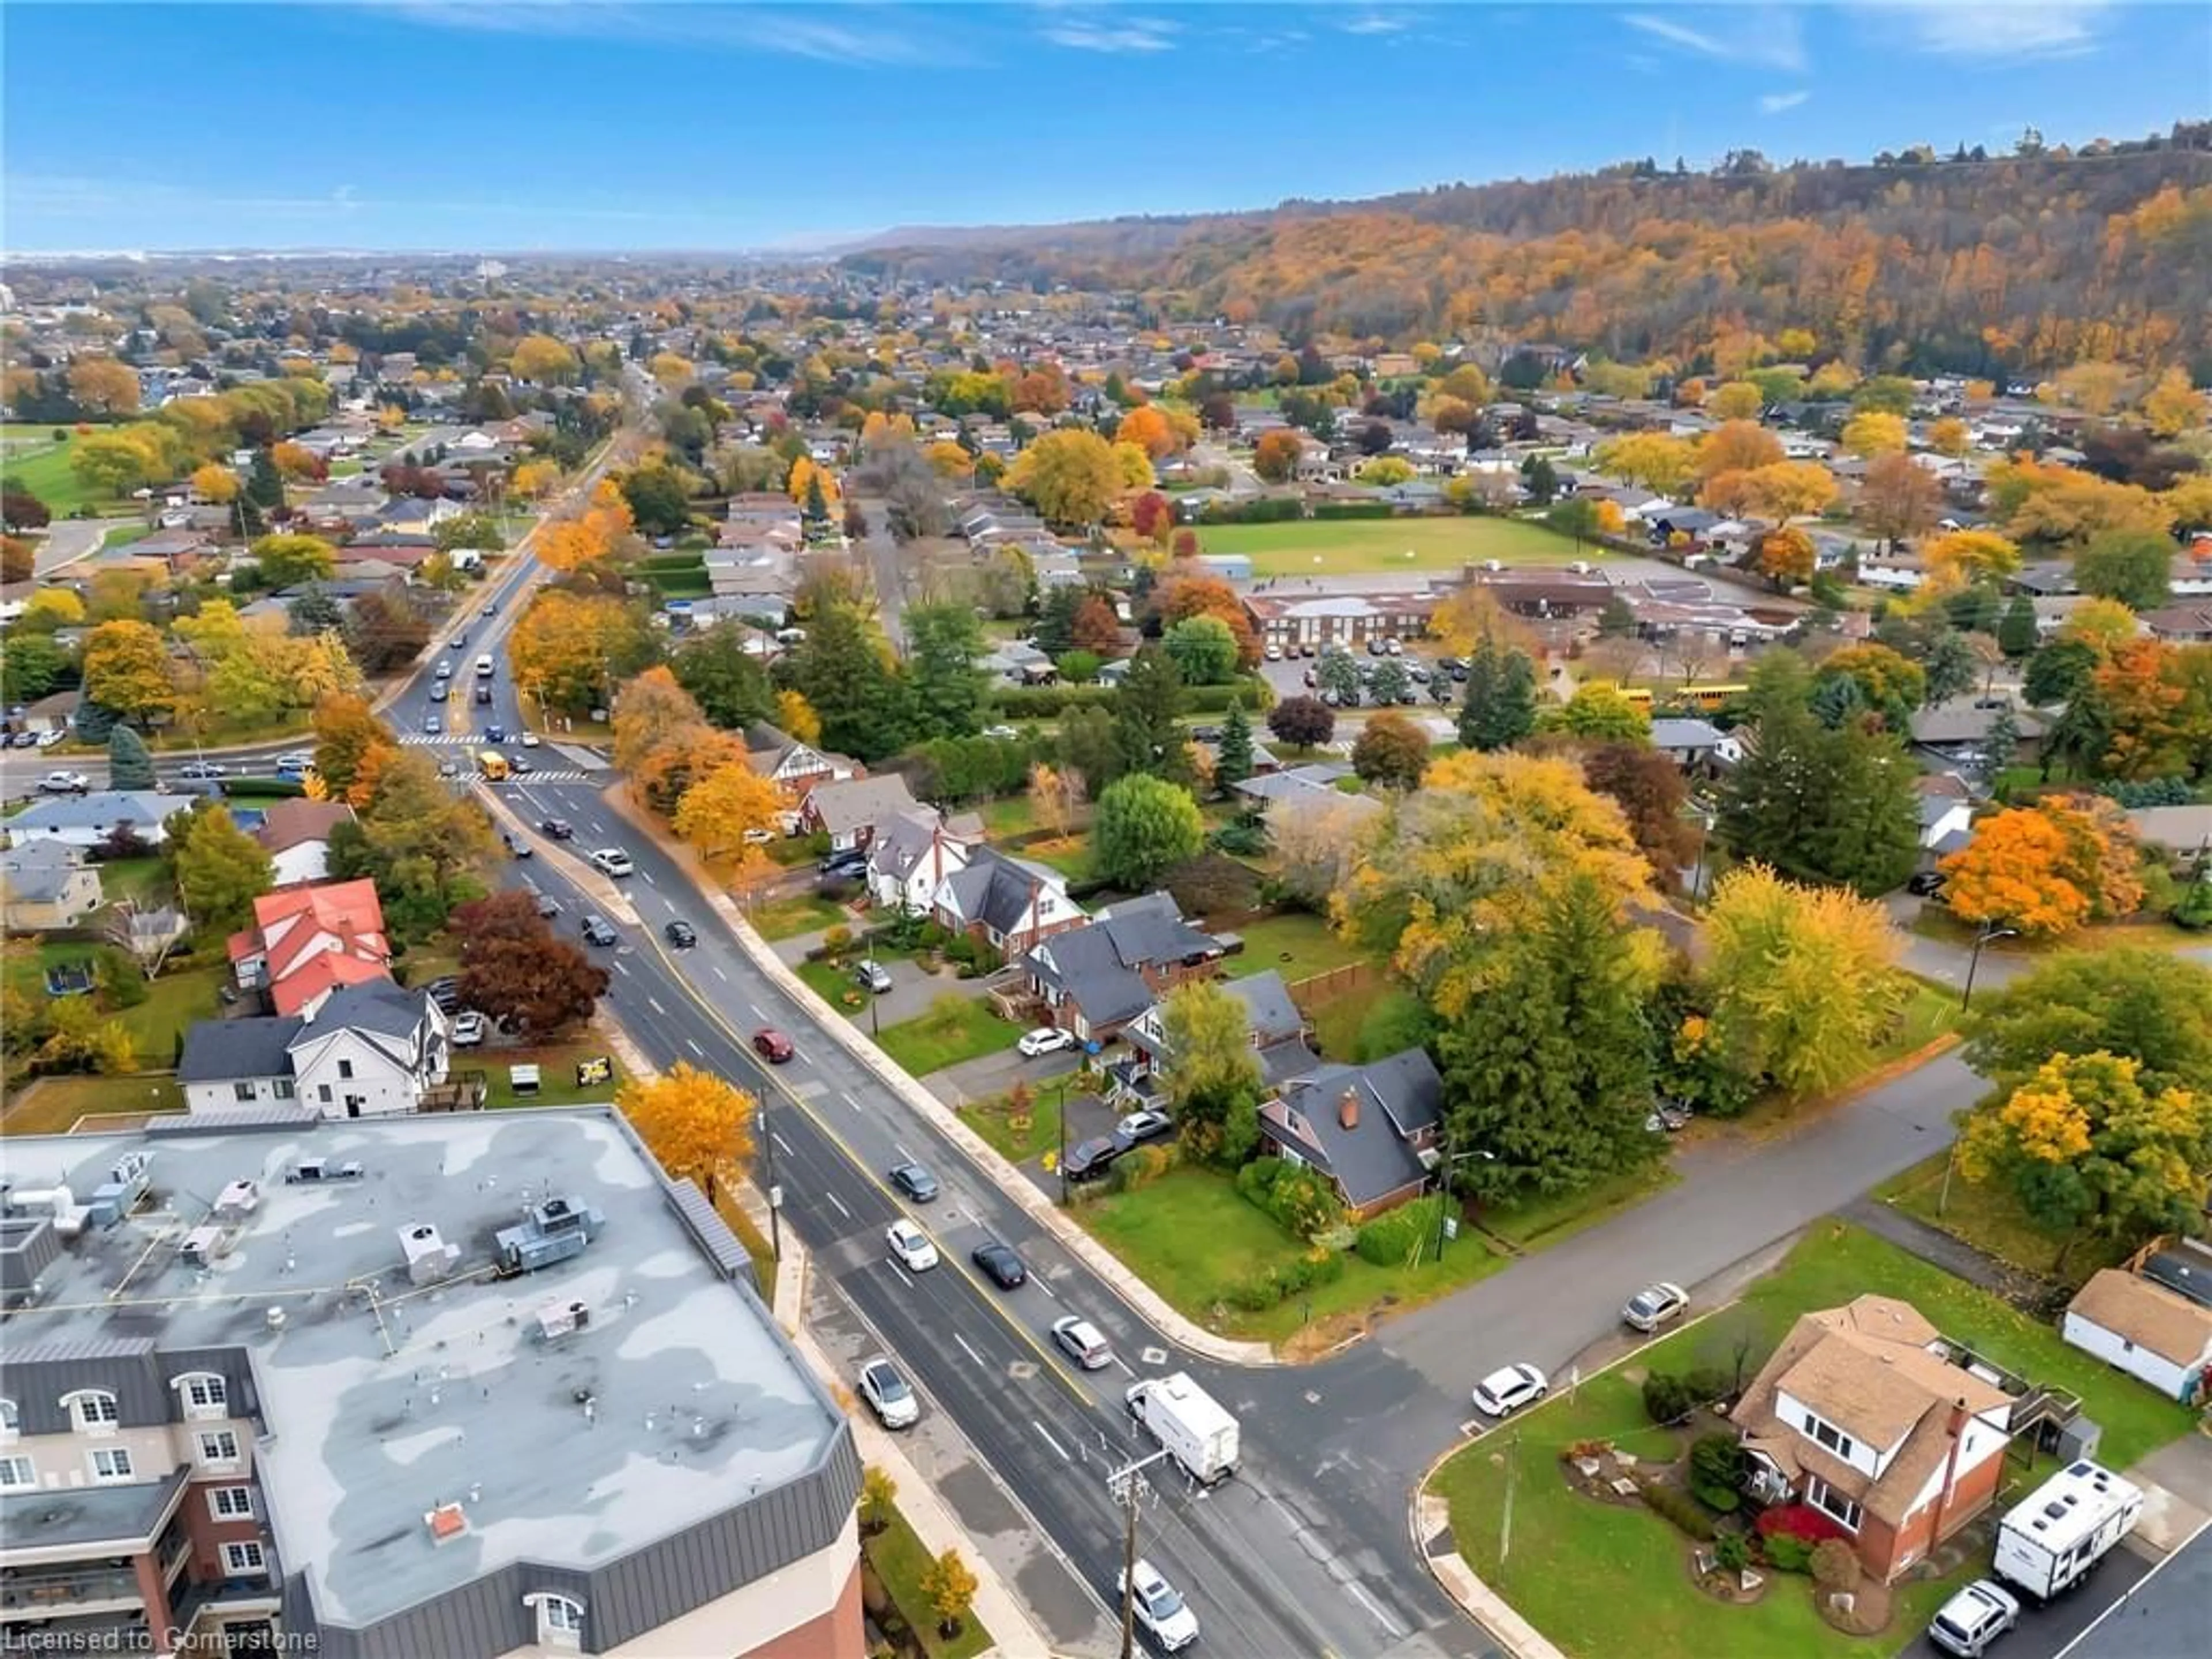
[{"left": 105, "top": 902, "right": 188, "bottom": 980}]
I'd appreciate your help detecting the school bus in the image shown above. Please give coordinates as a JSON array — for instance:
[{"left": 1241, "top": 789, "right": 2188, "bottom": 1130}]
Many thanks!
[
  {"left": 1621, "top": 684, "right": 1749, "bottom": 714},
  {"left": 476, "top": 750, "right": 510, "bottom": 782}
]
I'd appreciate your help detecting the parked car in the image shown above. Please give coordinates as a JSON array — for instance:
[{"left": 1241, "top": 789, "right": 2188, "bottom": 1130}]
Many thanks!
[
  {"left": 1118, "top": 1559, "right": 1199, "bottom": 1653},
  {"left": 540, "top": 818, "right": 574, "bottom": 840},
  {"left": 1907, "top": 869, "right": 1948, "bottom": 897},
  {"left": 1051, "top": 1316, "right": 1112, "bottom": 1371},
  {"left": 889, "top": 1162, "right": 939, "bottom": 1202},
  {"left": 741, "top": 827, "right": 774, "bottom": 846},
  {"left": 886, "top": 1221, "right": 939, "bottom": 1273},
  {"left": 1927, "top": 1580, "right": 2022, "bottom": 1658},
  {"left": 579, "top": 915, "right": 619, "bottom": 947},
  {"left": 1018, "top": 1026, "right": 1075, "bottom": 1058},
  {"left": 1264, "top": 643, "right": 1283, "bottom": 661},
  {"left": 8, "top": 730, "right": 36, "bottom": 748},
  {"left": 971, "top": 1240, "right": 1027, "bottom": 1289},
  {"left": 1116, "top": 1109, "right": 1173, "bottom": 1145},
  {"left": 752, "top": 1028, "right": 794, "bottom": 1064},
  {"left": 664, "top": 919, "right": 696, "bottom": 948},
  {"left": 37, "top": 771, "right": 89, "bottom": 794},
  {"left": 1472, "top": 1363, "right": 1548, "bottom": 1419},
  {"left": 176, "top": 762, "right": 229, "bottom": 780},
  {"left": 849, "top": 1362, "right": 911, "bottom": 1433},
  {"left": 1621, "top": 1282, "right": 1688, "bottom": 1333},
  {"left": 819, "top": 850, "right": 867, "bottom": 878},
  {"left": 852, "top": 959, "right": 893, "bottom": 994},
  {"left": 1061, "top": 1137, "right": 1120, "bottom": 1183},
  {"left": 982, "top": 724, "right": 1020, "bottom": 740},
  {"left": 588, "top": 848, "right": 634, "bottom": 877}
]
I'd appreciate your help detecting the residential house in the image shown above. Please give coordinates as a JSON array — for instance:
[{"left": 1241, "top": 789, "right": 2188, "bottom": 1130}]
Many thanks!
[
  {"left": 1257, "top": 1049, "right": 1442, "bottom": 1219},
  {"left": 1230, "top": 763, "right": 1384, "bottom": 830},
  {"left": 2143, "top": 601, "right": 2212, "bottom": 646},
  {"left": 1915, "top": 777, "right": 1976, "bottom": 854},
  {"left": 5, "top": 791, "right": 195, "bottom": 851},
  {"left": 2062, "top": 1243, "right": 2212, "bottom": 1403},
  {"left": 866, "top": 808, "right": 977, "bottom": 914},
  {"left": 1731, "top": 1295, "right": 2018, "bottom": 1583},
  {"left": 800, "top": 775, "right": 921, "bottom": 854},
  {"left": 2125, "top": 804, "right": 2212, "bottom": 872},
  {"left": 1649, "top": 717, "right": 1740, "bottom": 772},
  {"left": 225, "top": 879, "right": 392, "bottom": 1017},
  {"left": 1908, "top": 698, "right": 2044, "bottom": 767},
  {"left": 176, "top": 980, "right": 454, "bottom": 1119},
  {"left": 1115, "top": 969, "right": 1312, "bottom": 1107},
  {"left": 1025, "top": 893, "right": 1222, "bottom": 1043},
  {"left": 0, "top": 842, "right": 103, "bottom": 930},
  {"left": 936, "top": 847, "right": 1087, "bottom": 963},
  {"left": 252, "top": 800, "right": 357, "bottom": 887},
  {"left": 743, "top": 723, "right": 859, "bottom": 796}
]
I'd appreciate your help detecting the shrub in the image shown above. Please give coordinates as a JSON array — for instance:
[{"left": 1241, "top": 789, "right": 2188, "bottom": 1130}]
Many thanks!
[
  {"left": 1243, "top": 1159, "right": 1343, "bottom": 1241},
  {"left": 1714, "top": 1532, "right": 1751, "bottom": 1573},
  {"left": 1690, "top": 1434, "right": 1747, "bottom": 1513},
  {"left": 1637, "top": 1478, "right": 1717, "bottom": 1541},
  {"left": 1809, "top": 1538, "right": 1860, "bottom": 1590},
  {"left": 1763, "top": 1534, "right": 1813, "bottom": 1573},
  {"left": 1207, "top": 819, "right": 1268, "bottom": 857},
  {"left": 1755, "top": 1503, "right": 1849, "bottom": 1547},
  {"left": 1355, "top": 1196, "right": 1442, "bottom": 1267},
  {"left": 1693, "top": 1480, "right": 1743, "bottom": 1515},
  {"left": 1228, "top": 1246, "right": 1345, "bottom": 1310},
  {"left": 1642, "top": 1372, "right": 1695, "bottom": 1425},
  {"left": 1564, "top": 1438, "right": 1615, "bottom": 1461},
  {"left": 1112, "top": 1142, "right": 1176, "bottom": 1193},
  {"left": 822, "top": 926, "right": 853, "bottom": 959}
]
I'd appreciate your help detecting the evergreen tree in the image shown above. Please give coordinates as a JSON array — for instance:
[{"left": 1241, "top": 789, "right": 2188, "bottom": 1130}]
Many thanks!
[
  {"left": 245, "top": 448, "right": 285, "bottom": 509},
  {"left": 1806, "top": 723, "right": 1922, "bottom": 895},
  {"left": 1033, "top": 585, "right": 1088, "bottom": 659},
  {"left": 1718, "top": 653, "right": 1824, "bottom": 872},
  {"left": 904, "top": 603, "right": 991, "bottom": 741},
  {"left": 802, "top": 472, "right": 829, "bottom": 524},
  {"left": 786, "top": 601, "right": 910, "bottom": 763},
  {"left": 1998, "top": 593, "right": 2039, "bottom": 659},
  {"left": 1922, "top": 630, "right": 1978, "bottom": 704},
  {"left": 1457, "top": 631, "right": 1537, "bottom": 752},
  {"left": 1434, "top": 876, "right": 1658, "bottom": 1204},
  {"left": 107, "top": 724, "right": 156, "bottom": 790},
  {"left": 1111, "top": 646, "right": 1192, "bottom": 786},
  {"left": 1214, "top": 698, "right": 1255, "bottom": 787},
  {"left": 1985, "top": 704, "right": 2021, "bottom": 779}
]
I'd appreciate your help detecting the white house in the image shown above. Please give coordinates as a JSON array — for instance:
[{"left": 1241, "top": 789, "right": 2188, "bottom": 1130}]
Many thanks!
[
  {"left": 176, "top": 982, "right": 452, "bottom": 1120},
  {"left": 5, "top": 790, "right": 196, "bottom": 850},
  {"left": 2063, "top": 1253, "right": 2212, "bottom": 1404},
  {"left": 252, "top": 800, "right": 357, "bottom": 887},
  {"left": 866, "top": 808, "right": 976, "bottom": 913}
]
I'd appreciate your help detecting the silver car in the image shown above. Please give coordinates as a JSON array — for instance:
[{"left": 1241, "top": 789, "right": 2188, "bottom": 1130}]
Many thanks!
[
  {"left": 1622, "top": 1282, "right": 1688, "bottom": 1333},
  {"left": 858, "top": 1358, "right": 918, "bottom": 1430},
  {"left": 1928, "top": 1580, "right": 2021, "bottom": 1658}
]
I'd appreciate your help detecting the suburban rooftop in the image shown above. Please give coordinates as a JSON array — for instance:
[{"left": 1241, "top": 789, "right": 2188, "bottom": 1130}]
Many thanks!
[{"left": 0, "top": 1108, "right": 840, "bottom": 1630}]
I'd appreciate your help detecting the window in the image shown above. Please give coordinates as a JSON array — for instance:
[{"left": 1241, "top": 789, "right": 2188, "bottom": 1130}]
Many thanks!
[
  {"left": 221, "top": 1541, "right": 267, "bottom": 1578},
  {"left": 0, "top": 1398, "right": 16, "bottom": 1435},
  {"left": 274, "top": 1080, "right": 296, "bottom": 1100},
  {"left": 528, "top": 1593, "right": 585, "bottom": 1646},
  {"left": 89, "top": 1447, "right": 134, "bottom": 1482},
  {"left": 0, "top": 1455, "right": 34, "bottom": 1491},
  {"left": 198, "top": 1430, "right": 241, "bottom": 1465},
  {"left": 1802, "top": 1410, "right": 1857, "bottom": 1462},
  {"left": 1807, "top": 1477, "right": 1863, "bottom": 1533},
  {"left": 337, "top": 1059, "right": 354, "bottom": 1080},
  {"left": 179, "top": 1374, "right": 228, "bottom": 1417},
  {"left": 209, "top": 1486, "right": 254, "bottom": 1520},
  {"left": 233, "top": 1082, "right": 259, "bottom": 1103},
  {"left": 66, "top": 1391, "right": 119, "bottom": 1432}
]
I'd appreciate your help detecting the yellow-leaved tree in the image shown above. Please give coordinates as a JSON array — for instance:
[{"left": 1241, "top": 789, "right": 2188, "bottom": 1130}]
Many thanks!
[
  {"left": 618, "top": 1063, "right": 757, "bottom": 1200},
  {"left": 672, "top": 759, "right": 783, "bottom": 861}
]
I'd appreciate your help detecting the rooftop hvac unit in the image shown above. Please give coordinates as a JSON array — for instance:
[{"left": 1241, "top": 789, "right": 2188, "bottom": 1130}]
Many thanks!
[
  {"left": 214, "top": 1180, "right": 261, "bottom": 1223},
  {"left": 495, "top": 1196, "right": 605, "bottom": 1275},
  {"left": 88, "top": 1151, "right": 152, "bottom": 1229},
  {"left": 179, "top": 1225, "right": 228, "bottom": 1268},
  {"left": 535, "top": 1298, "right": 591, "bottom": 1341},
  {"left": 399, "top": 1222, "right": 461, "bottom": 1286}
]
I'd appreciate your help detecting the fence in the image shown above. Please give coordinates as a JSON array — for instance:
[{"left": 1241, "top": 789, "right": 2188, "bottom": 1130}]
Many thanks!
[{"left": 1285, "top": 960, "right": 1384, "bottom": 1014}]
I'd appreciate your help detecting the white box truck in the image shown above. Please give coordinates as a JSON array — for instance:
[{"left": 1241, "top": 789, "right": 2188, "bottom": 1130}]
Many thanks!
[
  {"left": 1126, "top": 1373, "right": 1238, "bottom": 1486},
  {"left": 1991, "top": 1460, "right": 2142, "bottom": 1601}
]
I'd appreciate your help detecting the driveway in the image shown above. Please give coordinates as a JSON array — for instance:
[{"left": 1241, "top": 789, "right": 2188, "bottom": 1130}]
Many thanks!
[
  {"left": 921, "top": 1043, "right": 1081, "bottom": 1107},
  {"left": 35, "top": 517, "right": 135, "bottom": 574}
]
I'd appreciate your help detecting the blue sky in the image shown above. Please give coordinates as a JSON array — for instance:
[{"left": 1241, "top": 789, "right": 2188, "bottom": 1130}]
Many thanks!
[{"left": 3, "top": 2, "right": 2203, "bottom": 252}]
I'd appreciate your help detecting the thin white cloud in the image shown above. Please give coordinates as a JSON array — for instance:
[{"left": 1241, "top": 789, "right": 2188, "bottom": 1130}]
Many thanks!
[
  {"left": 1758, "top": 89, "right": 1810, "bottom": 113},
  {"left": 1040, "top": 13, "right": 1180, "bottom": 53},
  {"left": 1622, "top": 7, "right": 1808, "bottom": 73},
  {"left": 365, "top": 1, "right": 962, "bottom": 67},
  {"left": 1858, "top": 1, "right": 2115, "bottom": 61},
  {"left": 1341, "top": 12, "right": 1411, "bottom": 35}
]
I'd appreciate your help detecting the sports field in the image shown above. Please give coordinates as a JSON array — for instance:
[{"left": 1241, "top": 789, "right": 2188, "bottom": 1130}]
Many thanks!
[
  {"left": 1198, "top": 514, "right": 1585, "bottom": 577},
  {"left": 0, "top": 431, "right": 101, "bottom": 515}
]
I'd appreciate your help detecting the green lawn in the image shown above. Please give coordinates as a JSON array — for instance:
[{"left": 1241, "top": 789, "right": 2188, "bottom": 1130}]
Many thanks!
[
  {"left": 1078, "top": 1165, "right": 1509, "bottom": 1344},
  {"left": 0, "top": 435, "right": 111, "bottom": 517},
  {"left": 978, "top": 795, "right": 1046, "bottom": 838},
  {"left": 101, "top": 523, "right": 157, "bottom": 552},
  {"left": 1309, "top": 981, "right": 1424, "bottom": 1062},
  {"left": 1022, "top": 835, "right": 1092, "bottom": 878},
  {"left": 96, "top": 857, "right": 170, "bottom": 908},
  {"left": 796, "top": 959, "right": 870, "bottom": 1018},
  {"left": 863, "top": 1505, "right": 992, "bottom": 1659},
  {"left": 1874, "top": 1153, "right": 2133, "bottom": 1286},
  {"left": 1199, "top": 514, "right": 1583, "bottom": 578},
  {"left": 1428, "top": 1222, "right": 2198, "bottom": 1659},
  {"left": 876, "top": 997, "right": 1022, "bottom": 1077},
  {"left": 1484, "top": 1164, "right": 1681, "bottom": 1250},
  {"left": 1873, "top": 976, "right": 1960, "bottom": 1066},
  {"left": 1224, "top": 911, "right": 1376, "bottom": 983},
  {"left": 478, "top": 1040, "right": 626, "bottom": 1108},
  {"left": 1, "top": 1074, "right": 184, "bottom": 1135},
  {"left": 747, "top": 891, "right": 851, "bottom": 942},
  {"left": 956, "top": 1088, "right": 1065, "bottom": 1162},
  {"left": 3, "top": 947, "right": 225, "bottom": 1073}
]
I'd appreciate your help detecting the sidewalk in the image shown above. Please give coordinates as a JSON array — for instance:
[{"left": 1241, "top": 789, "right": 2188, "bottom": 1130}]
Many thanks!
[{"left": 600, "top": 786, "right": 1276, "bottom": 1368}]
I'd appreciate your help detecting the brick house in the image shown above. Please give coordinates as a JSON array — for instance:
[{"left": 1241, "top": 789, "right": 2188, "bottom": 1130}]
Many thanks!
[
  {"left": 932, "top": 847, "right": 1088, "bottom": 961},
  {"left": 1731, "top": 1296, "right": 2016, "bottom": 1583},
  {"left": 1022, "top": 893, "right": 1221, "bottom": 1043},
  {"left": 1255, "top": 1050, "right": 1442, "bottom": 1219}
]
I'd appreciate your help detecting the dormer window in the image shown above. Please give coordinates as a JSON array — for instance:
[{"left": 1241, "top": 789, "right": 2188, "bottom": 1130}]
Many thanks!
[
  {"left": 525, "top": 1593, "right": 585, "bottom": 1649},
  {"left": 63, "top": 1390, "right": 119, "bottom": 1433},
  {"left": 176, "top": 1373, "right": 228, "bottom": 1419}
]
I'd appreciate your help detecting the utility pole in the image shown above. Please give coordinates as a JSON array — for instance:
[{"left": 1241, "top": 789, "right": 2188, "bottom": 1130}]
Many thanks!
[
  {"left": 1105, "top": 1448, "right": 1168, "bottom": 1659},
  {"left": 1499, "top": 1429, "right": 1521, "bottom": 1568}
]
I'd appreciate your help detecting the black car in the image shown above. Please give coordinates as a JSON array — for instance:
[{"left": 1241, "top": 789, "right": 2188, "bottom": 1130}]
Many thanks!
[
  {"left": 540, "top": 818, "right": 574, "bottom": 840},
  {"left": 818, "top": 850, "right": 868, "bottom": 878},
  {"left": 1061, "top": 1136, "right": 1121, "bottom": 1184},
  {"left": 664, "top": 919, "right": 697, "bottom": 948},
  {"left": 888, "top": 1162, "right": 939, "bottom": 1202},
  {"left": 1907, "top": 869, "right": 1948, "bottom": 897},
  {"left": 581, "top": 915, "right": 619, "bottom": 947},
  {"left": 971, "top": 1240, "right": 1027, "bottom": 1289}
]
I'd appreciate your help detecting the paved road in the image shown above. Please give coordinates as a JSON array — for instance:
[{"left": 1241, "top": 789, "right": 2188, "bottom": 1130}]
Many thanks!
[
  {"left": 853, "top": 494, "right": 909, "bottom": 650},
  {"left": 34, "top": 516, "right": 137, "bottom": 574}
]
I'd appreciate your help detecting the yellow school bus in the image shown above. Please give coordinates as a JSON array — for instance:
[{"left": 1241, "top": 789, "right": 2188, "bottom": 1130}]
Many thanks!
[{"left": 476, "top": 750, "right": 510, "bottom": 781}]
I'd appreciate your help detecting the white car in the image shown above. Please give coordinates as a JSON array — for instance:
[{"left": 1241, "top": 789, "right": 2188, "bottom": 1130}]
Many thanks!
[
  {"left": 1118, "top": 1558, "right": 1198, "bottom": 1653},
  {"left": 741, "top": 827, "right": 774, "bottom": 845},
  {"left": 1928, "top": 1580, "right": 2021, "bottom": 1658},
  {"left": 450, "top": 1011, "right": 487, "bottom": 1046},
  {"left": 886, "top": 1221, "right": 939, "bottom": 1273},
  {"left": 588, "top": 848, "right": 634, "bottom": 878},
  {"left": 1622, "top": 1282, "right": 1689, "bottom": 1333},
  {"left": 37, "top": 771, "right": 90, "bottom": 794},
  {"left": 1472, "top": 1363, "right": 1548, "bottom": 1419},
  {"left": 435, "top": 660, "right": 453, "bottom": 679},
  {"left": 274, "top": 751, "right": 313, "bottom": 770},
  {"left": 857, "top": 1358, "right": 918, "bottom": 1429},
  {"left": 520, "top": 730, "right": 541, "bottom": 748},
  {"left": 1018, "top": 1026, "right": 1075, "bottom": 1058},
  {"left": 982, "top": 724, "right": 1020, "bottom": 740}
]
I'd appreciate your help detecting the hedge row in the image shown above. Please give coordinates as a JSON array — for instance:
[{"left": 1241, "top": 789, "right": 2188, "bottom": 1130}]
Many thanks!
[
  {"left": 984, "top": 678, "right": 1272, "bottom": 718},
  {"left": 1354, "top": 1195, "right": 1442, "bottom": 1267}
]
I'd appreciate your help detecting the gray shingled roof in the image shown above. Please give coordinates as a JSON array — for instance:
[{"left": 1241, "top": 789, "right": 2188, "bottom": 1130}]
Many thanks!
[
  {"left": 1266, "top": 1048, "right": 1442, "bottom": 1208},
  {"left": 1032, "top": 894, "right": 1219, "bottom": 1028},
  {"left": 806, "top": 774, "right": 918, "bottom": 836},
  {"left": 178, "top": 1013, "right": 306, "bottom": 1082},
  {"left": 7, "top": 790, "right": 195, "bottom": 834},
  {"left": 296, "top": 980, "right": 426, "bottom": 1043},
  {"left": 942, "top": 846, "right": 1066, "bottom": 935},
  {"left": 1227, "top": 971, "right": 1305, "bottom": 1046}
]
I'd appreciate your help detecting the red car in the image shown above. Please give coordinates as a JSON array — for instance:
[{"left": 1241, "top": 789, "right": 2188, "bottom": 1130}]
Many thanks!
[{"left": 752, "top": 1029, "right": 795, "bottom": 1064}]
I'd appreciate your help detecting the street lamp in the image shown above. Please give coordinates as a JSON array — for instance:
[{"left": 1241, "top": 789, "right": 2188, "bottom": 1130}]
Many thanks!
[
  {"left": 1960, "top": 920, "right": 2018, "bottom": 1010},
  {"left": 1688, "top": 806, "right": 1716, "bottom": 903},
  {"left": 1433, "top": 1142, "right": 1497, "bottom": 1266}
]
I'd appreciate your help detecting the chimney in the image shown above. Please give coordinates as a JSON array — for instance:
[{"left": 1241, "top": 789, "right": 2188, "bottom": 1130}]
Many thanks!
[{"left": 1338, "top": 1089, "right": 1361, "bottom": 1131}]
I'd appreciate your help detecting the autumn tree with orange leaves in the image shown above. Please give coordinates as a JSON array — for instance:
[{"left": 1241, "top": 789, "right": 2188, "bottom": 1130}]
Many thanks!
[
  {"left": 1253, "top": 430, "right": 1303, "bottom": 484},
  {"left": 618, "top": 1063, "right": 757, "bottom": 1199},
  {"left": 1940, "top": 796, "right": 2145, "bottom": 937},
  {"left": 1154, "top": 572, "right": 1260, "bottom": 670}
]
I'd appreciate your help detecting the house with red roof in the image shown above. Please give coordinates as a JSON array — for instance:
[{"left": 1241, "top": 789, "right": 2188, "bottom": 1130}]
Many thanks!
[{"left": 227, "top": 877, "right": 394, "bottom": 1017}]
